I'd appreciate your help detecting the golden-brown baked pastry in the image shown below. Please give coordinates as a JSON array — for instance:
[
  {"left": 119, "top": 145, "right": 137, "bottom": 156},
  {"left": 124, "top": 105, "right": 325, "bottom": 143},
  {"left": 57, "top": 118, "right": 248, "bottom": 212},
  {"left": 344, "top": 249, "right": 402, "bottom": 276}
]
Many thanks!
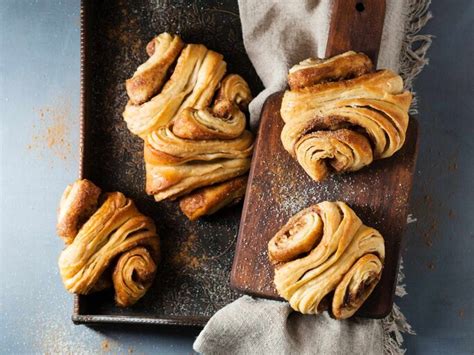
[
  {"left": 123, "top": 33, "right": 253, "bottom": 217},
  {"left": 146, "top": 158, "right": 250, "bottom": 201},
  {"left": 281, "top": 51, "right": 412, "bottom": 181},
  {"left": 126, "top": 33, "right": 184, "bottom": 105},
  {"left": 123, "top": 44, "right": 226, "bottom": 138},
  {"left": 179, "top": 175, "right": 248, "bottom": 221},
  {"left": 268, "top": 201, "right": 384, "bottom": 319},
  {"left": 172, "top": 74, "right": 252, "bottom": 140},
  {"left": 57, "top": 184, "right": 159, "bottom": 307},
  {"left": 56, "top": 179, "right": 102, "bottom": 244},
  {"left": 144, "top": 127, "right": 253, "bottom": 165},
  {"left": 287, "top": 51, "right": 373, "bottom": 90},
  {"left": 112, "top": 246, "right": 157, "bottom": 307}
]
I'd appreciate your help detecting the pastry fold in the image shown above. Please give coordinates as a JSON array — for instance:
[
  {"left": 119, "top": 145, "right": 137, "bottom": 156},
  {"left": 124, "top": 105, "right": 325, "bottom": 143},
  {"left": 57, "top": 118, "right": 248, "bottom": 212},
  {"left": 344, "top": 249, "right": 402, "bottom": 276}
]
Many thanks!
[
  {"left": 123, "top": 44, "right": 226, "bottom": 138},
  {"left": 172, "top": 74, "right": 251, "bottom": 140},
  {"left": 145, "top": 128, "right": 253, "bottom": 165},
  {"left": 126, "top": 33, "right": 184, "bottom": 105},
  {"left": 141, "top": 69, "right": 253, "bottom": 203},
  {"left": 281, "top": 51, "right": 412, "bottom": 181},
  {"left": 57, "top": 182, "right": 159, "bottom": 307},
  {"left": 268, "top": 201, "right": 385, "bottom": 319},
  {"left": 146, "top": 158, "right": 250, "bottom": 201},
  {"left": 179, "top": 175, "right": 248, "bottom": 221}
]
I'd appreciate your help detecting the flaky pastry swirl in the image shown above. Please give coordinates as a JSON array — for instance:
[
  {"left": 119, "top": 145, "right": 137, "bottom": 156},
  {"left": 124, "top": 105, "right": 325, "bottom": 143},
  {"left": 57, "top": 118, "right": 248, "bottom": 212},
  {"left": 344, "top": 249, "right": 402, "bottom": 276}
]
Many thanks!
[
  {"left": 280, "top": 51, "right": 412, "bottom": 181},
  {"left": 141, "top": 70, "right": 253, "bottom": 202},
  {"left": 57, "top": 181, "right": 160, "bottom": 307},
  {"left": 268, "top": 201, "right": 385, "bottom": 319},
  {"left": 172, "top": 75, "right": 252, "bottom": 140}
]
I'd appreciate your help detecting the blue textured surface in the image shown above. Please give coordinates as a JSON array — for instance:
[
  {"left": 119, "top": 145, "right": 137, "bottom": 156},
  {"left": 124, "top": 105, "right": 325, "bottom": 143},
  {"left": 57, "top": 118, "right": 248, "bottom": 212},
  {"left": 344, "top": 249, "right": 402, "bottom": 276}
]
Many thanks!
[{"left": 0, "top": 0, "right": 472, "bottom": 353}]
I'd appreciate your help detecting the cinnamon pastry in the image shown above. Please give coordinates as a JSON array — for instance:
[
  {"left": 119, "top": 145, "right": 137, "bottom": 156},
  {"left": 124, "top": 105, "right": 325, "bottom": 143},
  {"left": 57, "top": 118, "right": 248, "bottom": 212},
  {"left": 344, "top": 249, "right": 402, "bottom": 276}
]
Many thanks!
[
  {"left": 126, "top": 33, "right": 184, "bottom": 105},
  {"left": 179, "top": 175, "right": 248, "bottom": 221},
  {"left": 144, "top": 127, "right": 253, "bottom": 165},
  {"left": 287, "top": 51, "right": 373, "bottom": 90},
  {"left": 57, "top": 180, "right": 160, "bottom": 307},
  {"left": 172, "top": 74, "right": 252, "bottom": 140},
  {"left": 281, "top": 51, "right": 412, "bottom": 181},
  {"left": 123, "top": 44, "right": 226, "bottom": 138},
  {"left": 146, "top": 158, "right": 250, "bottom": 201},
  {"left": 123, "top": 33, "right": 253, "bottom": 217},
  {"left": 56, "top": 179, "right": 102, "bottom": 244},
  {"left": 268, "top": 201, "right": 385, "bottom": 319}
]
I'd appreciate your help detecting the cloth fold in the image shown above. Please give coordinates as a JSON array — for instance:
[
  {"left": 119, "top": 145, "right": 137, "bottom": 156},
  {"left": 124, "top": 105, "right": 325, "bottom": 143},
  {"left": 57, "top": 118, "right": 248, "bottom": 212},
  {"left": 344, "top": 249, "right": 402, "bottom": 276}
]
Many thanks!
[
  {"left": 194, "top": 0, "right": 432, "bottom": 353},
  {"left": 194, "top": 295, "right": 383, "bottom": 355}
]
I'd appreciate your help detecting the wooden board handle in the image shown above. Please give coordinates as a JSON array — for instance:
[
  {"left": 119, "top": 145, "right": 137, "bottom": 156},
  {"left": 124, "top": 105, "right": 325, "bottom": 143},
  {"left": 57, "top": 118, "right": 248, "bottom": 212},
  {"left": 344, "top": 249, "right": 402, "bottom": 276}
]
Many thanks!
[{"left": 326, "top": 0, "right": 386, "bottom": 63}]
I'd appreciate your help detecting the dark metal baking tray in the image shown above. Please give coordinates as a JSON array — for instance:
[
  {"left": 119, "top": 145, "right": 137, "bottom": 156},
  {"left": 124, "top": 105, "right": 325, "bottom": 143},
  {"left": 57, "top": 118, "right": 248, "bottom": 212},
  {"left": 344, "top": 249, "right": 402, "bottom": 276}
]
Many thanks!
[{"left": 76, "top": 0, "right": 262, "bottom": 326}]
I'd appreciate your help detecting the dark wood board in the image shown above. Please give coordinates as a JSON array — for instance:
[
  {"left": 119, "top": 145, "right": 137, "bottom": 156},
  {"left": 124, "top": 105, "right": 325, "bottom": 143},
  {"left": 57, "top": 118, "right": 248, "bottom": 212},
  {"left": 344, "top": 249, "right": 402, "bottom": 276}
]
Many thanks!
[
  {"left": 231, "top": 0, "right": 420, "bottom": 318},
  {"left": 75, "top": 0, "right": 263, "bottom": 326},
  {"left": 231, "top": 93, "right": 418, "bottom": 318}
]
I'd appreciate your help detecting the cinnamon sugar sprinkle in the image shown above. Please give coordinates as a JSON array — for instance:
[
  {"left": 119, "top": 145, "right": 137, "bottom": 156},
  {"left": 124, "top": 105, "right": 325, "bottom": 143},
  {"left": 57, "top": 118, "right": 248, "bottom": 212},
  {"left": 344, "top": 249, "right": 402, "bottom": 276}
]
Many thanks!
[
  {"left": 27, "top": 97, "right": 73, "bottom": 162},
  {"left": 171, "top": 233, "right": 202, "bottom": 269}
]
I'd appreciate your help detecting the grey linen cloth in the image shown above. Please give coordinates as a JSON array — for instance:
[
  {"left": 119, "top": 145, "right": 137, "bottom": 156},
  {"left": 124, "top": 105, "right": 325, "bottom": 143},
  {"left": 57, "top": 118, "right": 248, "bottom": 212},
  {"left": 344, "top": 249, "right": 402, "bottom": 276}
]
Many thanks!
[
  {"left": 194, "top": 296, "right": 383, "bottom": 355},
  {"left": 194, "top": 0, "right": 432, "bottom": 354}
]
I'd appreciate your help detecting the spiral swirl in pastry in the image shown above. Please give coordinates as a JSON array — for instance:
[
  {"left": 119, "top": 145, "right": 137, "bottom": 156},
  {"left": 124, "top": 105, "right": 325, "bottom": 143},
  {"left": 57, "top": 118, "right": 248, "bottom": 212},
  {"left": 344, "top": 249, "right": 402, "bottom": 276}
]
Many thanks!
[
  {"left": 57, "top": 183, "right": 159, "bottom": 307},
  {"left": 268, "top": 201, "right": 385, "bottom": 319},
  {"left": 112, "top": 247, "right": 157, "bottom": 307},
  {"left": 142, "top": 71, "right": 253, "bottom": 202},
  {"left": 172, "top": 74, "right": 252, "bottom": 140},
  {"left": 280, "top": 51, "right": 412, "bottom": 181}
]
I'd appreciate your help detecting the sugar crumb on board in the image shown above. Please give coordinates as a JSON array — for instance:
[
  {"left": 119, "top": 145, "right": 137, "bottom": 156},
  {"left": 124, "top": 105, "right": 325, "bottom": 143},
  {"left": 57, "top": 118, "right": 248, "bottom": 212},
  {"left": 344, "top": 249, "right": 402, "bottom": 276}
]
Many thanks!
[{"left": 28, "top": 96, "right": 74, "bottom": 163}]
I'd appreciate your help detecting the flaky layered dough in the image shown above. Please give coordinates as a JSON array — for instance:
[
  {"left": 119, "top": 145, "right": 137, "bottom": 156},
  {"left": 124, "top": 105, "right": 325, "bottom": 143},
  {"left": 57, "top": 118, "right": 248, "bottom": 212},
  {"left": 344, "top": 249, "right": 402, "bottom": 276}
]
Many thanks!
[
  {"left": 179, "top": 175, "right": 248, "bottom": 221},
  {"left": 123, "top": 43, "right": 226, "bottom": 138},
  {"left": 145, "top": 128, "right": 253, "bottom": 165},
  {"left": 288, "top": 51, "right": 373, "bottom": 90},
  {"left": 172, "top": 74, "right": 252, "bottom": 140},
  {"left": 268, "top": 201, "right": 385, "bottom": 319},
  {"left": 57, "top": 185, "right": 159, "bottom": 307},
  {"left": 146, "top": 158, "right": 250, "bottom": 201},
  {"left": 126, "top": 33, "right": 184, "bottom": 105},
  {"left": 123, "top": 33, "right": 253, "bottom": 214},
  {"left": 281, "top": 51, "right": 412, "bottom": 181}
]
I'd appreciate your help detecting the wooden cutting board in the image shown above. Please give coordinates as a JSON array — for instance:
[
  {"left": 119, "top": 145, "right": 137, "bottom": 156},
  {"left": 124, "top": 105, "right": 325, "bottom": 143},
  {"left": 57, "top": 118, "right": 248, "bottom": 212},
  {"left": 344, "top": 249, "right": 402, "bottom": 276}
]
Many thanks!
[{"left": 231, "top": 0, "right": 419, "bottom": 318}]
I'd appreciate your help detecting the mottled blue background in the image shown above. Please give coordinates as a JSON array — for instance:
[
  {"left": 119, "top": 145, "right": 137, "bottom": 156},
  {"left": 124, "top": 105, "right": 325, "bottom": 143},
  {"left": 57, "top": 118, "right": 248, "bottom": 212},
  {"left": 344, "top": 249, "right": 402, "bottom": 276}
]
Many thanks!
[{"left": 1, "top": 0, "right": 472, "bottom": 353}]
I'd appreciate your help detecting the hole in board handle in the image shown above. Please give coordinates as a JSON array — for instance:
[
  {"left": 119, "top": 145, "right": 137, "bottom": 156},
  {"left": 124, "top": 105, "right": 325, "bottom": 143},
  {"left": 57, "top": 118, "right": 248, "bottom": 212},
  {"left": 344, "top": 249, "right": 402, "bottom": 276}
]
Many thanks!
[{"left": 356, "top": 2, "right": 365, "bottom": 12}]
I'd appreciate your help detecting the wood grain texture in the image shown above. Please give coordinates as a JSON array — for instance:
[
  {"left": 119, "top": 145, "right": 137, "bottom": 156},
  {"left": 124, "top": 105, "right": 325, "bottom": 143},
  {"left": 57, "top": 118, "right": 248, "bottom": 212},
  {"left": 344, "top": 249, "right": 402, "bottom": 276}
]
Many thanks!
[
  {"left": 326, "top": 0, "right": 387, "bottom": 62},
  {"left": 231, "top": 93, "right": 418, "bottom": 317}
]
